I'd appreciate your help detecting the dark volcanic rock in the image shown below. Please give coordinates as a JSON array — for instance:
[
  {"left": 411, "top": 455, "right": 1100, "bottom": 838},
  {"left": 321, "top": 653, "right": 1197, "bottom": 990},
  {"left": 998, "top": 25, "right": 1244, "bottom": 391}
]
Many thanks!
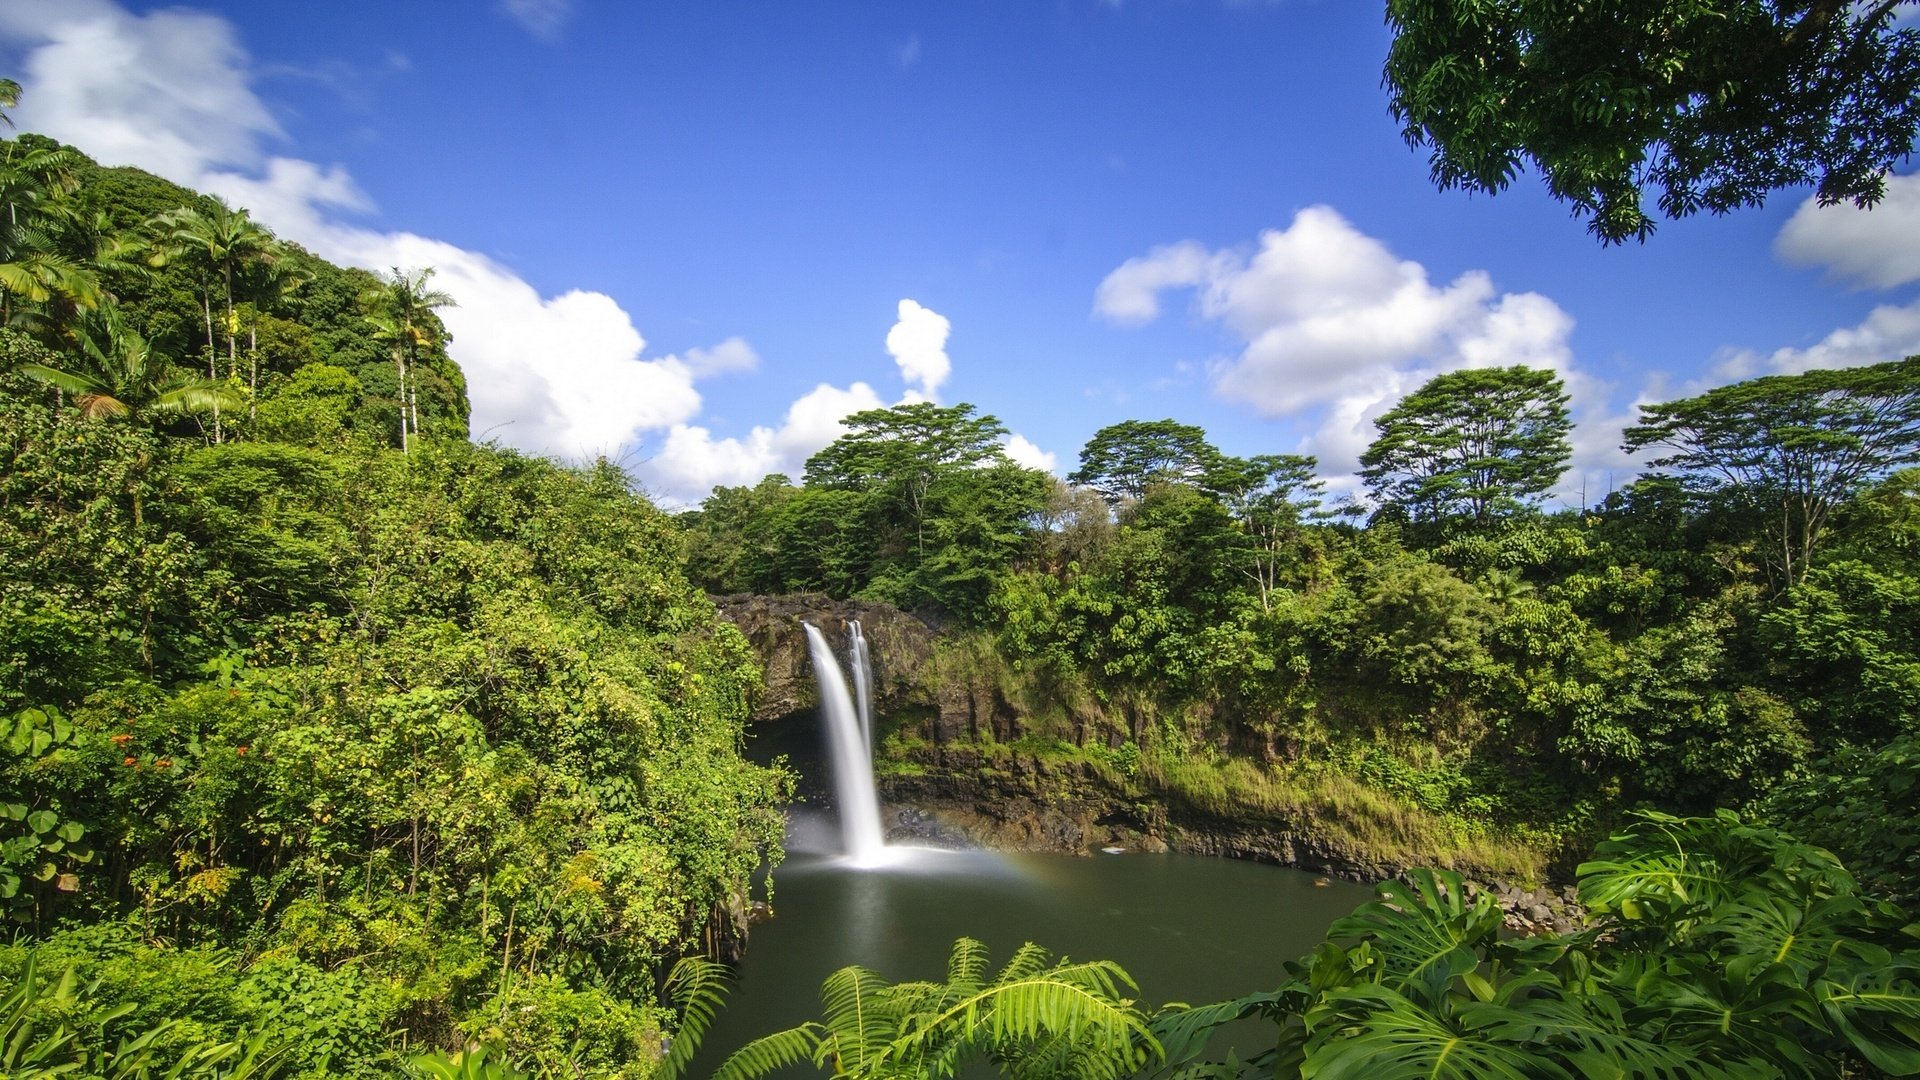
[{"left": 714, "top": 594, "right": 941, "bottom": 723}]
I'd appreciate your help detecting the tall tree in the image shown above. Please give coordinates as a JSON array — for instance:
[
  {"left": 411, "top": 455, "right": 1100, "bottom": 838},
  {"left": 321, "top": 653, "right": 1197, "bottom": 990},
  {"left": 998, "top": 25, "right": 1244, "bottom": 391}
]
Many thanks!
[
  {"left": 1203, "top": 452, "right": 1324, "bottom": 611},
  {"left": 1360, "top": 366, "right": 1572, "bottom": 525},
  {"left": 1624, "top": 354, "right": 1920, "bottom": 588},
  {"left": 147, "top": 200, "right": 282, "bottom": 384},
  {"left": 1385, "top": 0, "right": 1920, "bottom": 242},
  {"left": 362, "top": 265, "right": 455, "bottom": 453},
  {"left": 1070, "top": 418, "right": 1216, "bottom": 506},
  {"left": 805, "top": 402, "right": 1013, "bottom": 555}
]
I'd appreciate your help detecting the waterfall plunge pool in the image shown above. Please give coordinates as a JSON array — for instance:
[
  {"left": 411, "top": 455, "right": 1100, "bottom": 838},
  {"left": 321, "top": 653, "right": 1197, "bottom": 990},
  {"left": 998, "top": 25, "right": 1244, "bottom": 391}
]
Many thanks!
[
  {"left": 687, "top": 810, "right": 1374, "bottom": 1075},
  {"left": 686, "top": 623, "right": 1375, "bottom": 1073}
]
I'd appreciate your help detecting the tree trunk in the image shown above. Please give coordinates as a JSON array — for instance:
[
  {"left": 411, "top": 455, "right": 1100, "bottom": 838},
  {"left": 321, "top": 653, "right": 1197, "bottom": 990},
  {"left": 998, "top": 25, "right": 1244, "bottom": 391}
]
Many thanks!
[
  {"left": 248, "top": 321, "right": 258, "bottom": 422},
  {"left": 202, "top": 291, "right": 215, "bottom": 379}
]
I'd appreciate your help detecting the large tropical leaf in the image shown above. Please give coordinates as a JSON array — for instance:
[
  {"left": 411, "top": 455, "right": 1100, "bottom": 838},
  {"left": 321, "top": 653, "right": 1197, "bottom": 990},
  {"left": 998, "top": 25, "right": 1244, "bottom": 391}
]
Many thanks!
[
  {"left": 1326, "top": 868, "right": 1500, "bottom": 1004},
  {"left": 1464, "top": 990, "right": 1738, "bottom": 1080},
  {"left": 1703, "top": 891, "right": 1867, "bottom": 981},
  {"left": 1298, "top": 984, "right": 1563, "bottom": 1080},
  {"left": 1813, "top": 959, "right": 1920, "bottom": 1075},
  {"left": 1579, "top": 811, "right": 1855, "bottom": 929}
]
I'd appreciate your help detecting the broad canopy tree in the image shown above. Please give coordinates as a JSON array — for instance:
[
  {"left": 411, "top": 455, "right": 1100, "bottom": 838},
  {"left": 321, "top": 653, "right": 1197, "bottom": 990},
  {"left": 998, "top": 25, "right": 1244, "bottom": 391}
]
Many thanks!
[
  {"left": 1624, "top": 354, "right": 1920, "bottom": 588},
  {"left": 1360, "top": 365, "right": 1572, "bottom": 525},
  {"left": 1069, "top": 418, "right": 1218, "bottom": 506},
  {"left": 1385, "top": 0, "right": 1920, "bottom": 242},
  {"left": 801, "top": 402, "right": 1048, "bottom": 617}
]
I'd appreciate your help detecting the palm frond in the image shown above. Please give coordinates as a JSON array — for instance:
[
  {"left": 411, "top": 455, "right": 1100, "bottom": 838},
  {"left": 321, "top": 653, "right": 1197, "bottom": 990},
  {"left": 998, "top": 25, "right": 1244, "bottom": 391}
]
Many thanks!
[{"left": 14, "top": 361, "right": 102, "bottom": 397}]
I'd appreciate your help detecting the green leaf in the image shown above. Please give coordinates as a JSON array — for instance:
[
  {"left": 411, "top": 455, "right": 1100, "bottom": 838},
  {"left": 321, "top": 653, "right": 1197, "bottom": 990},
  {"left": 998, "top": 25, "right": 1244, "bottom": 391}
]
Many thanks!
[{"left": 1814, "top": 960, "right": 1920, "bottom": 1075}]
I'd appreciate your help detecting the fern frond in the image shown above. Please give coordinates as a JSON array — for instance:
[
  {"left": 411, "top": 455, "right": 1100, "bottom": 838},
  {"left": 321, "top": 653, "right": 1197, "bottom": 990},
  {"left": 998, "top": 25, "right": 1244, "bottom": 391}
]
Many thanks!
[
  {"left": 659, "top": 956, "right": 731, "bottom": 1080},
  {"left": 711, "top": 1024, "right": 824, "bottom": 1080}
]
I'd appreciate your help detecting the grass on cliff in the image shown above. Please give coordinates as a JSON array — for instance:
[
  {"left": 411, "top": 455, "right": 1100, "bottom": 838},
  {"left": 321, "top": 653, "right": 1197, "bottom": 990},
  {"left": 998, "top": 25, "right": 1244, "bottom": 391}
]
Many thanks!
[{"left": 1139, "top": 751, "right": 1548, "bottom": 882}]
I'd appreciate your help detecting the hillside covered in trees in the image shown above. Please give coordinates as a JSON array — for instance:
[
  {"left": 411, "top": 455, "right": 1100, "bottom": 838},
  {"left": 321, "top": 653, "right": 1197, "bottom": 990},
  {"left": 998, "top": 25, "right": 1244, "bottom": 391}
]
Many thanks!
[{"left": 0, "top": 135, "right": 788, "bottom": 1076}]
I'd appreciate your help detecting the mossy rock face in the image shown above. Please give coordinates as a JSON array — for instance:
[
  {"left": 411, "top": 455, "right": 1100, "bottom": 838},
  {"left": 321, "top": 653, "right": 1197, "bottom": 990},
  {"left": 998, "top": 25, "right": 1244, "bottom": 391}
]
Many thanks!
[{"left": 713, "top": 593, "right": 941, "bottom": 723}]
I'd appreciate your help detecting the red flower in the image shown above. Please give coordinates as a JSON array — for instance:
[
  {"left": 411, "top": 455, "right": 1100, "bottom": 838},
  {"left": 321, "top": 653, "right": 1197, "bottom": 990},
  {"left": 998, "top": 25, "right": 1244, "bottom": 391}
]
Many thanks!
[
  {"left": 122, "top": 757, "right": 136, "bottom": 767},
  {"left": 110, "top": 734, "right": 132, "bottom": 745},
  {"left": 154, "top": 759, "right": 171, "bottom": 769},
  {"left": 236, "top": 746, "right": 249, "bottom": 756}
]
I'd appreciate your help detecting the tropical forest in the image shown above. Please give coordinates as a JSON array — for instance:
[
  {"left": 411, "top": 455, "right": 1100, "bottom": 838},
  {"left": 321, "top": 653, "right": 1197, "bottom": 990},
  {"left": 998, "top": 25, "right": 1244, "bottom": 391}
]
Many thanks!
[{"left": 4, "top": 1, "right": 1920, "bottom": 1078}]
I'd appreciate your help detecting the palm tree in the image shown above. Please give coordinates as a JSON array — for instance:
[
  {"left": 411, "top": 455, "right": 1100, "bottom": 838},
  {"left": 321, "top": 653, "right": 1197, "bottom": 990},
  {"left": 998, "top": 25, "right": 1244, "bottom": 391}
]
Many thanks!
[
  {"left": 362, "top": 266, "right": 456, "bottom": 453},
  {"left": 147, "top": 200, "right": 283, "bottom": 381},
  {"left": 0, "top": 78, "right": 19, "bottom": 128},
  {"left": 15, "top": 309, "right": 239, "bottom": 428},
  {"left": 0, "top": 140, "right": 100, "bottom": 328}
]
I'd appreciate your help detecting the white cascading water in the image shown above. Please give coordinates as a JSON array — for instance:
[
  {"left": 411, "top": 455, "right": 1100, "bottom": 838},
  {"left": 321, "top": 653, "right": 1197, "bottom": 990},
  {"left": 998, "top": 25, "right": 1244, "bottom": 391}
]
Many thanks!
[
  {"left": 803, "top": 623, "right": 887, "bottom": 863},
  {"left": 849, "top": 620, "right": 874, "bottom": 753}
]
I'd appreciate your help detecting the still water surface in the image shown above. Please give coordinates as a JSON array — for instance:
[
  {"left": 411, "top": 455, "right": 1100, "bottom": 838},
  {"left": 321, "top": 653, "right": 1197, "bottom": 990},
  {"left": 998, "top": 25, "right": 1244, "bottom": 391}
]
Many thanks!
[{"left": 689, "top": 813, "right": 1373, "bottom": 1076}]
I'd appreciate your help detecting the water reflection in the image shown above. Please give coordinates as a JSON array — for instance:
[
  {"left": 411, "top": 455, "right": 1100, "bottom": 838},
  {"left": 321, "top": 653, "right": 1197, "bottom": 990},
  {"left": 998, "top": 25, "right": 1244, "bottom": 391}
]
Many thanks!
[{"left": 693, "top": 816, "right": 1371, "bottom": 1076}]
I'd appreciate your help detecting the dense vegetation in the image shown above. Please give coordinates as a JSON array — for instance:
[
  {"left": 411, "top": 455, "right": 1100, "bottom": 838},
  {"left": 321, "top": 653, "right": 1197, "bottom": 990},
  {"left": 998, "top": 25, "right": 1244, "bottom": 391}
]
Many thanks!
[
  {"left": 684, "top": 361, "right": 1920, "bottom": 891},
  {"left": 6, "top": 61, "right": 1920, "bottom": 1073},
  {"left": 0, "top": 130, "right": 786, "bottom": 1077}
]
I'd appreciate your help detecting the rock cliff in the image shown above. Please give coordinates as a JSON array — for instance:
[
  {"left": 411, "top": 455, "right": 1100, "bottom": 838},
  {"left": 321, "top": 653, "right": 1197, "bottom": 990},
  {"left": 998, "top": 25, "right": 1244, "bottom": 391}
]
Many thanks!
[{"left": 713, "top": 593, "right": 1021, "bottom": 741}]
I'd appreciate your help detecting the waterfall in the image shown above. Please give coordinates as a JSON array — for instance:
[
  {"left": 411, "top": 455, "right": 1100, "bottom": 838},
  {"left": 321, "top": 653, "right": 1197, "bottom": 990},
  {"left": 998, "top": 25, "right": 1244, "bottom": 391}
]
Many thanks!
[
  {"left": 848, "top": 620, "right": 874, "bottom": 753},
  {"left": 803, "top": 623, "right": 886, "bottom": 863}
]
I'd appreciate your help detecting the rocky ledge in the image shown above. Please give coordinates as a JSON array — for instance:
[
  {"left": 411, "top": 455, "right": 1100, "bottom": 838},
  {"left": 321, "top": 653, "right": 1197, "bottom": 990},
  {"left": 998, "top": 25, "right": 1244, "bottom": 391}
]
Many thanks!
[{"left": 878, "top": 745, "right": 1585, "bottom": 935}]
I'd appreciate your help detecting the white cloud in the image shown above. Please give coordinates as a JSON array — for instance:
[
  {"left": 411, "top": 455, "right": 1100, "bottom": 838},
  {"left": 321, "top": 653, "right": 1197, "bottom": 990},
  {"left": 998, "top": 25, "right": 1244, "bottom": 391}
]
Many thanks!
[
  {"left": 886, "top": 298, "right": 953, "bottom": 397},
  {"left": 1097, "top": 207, "right": 1597, "bottom": 491},
  {"left": 638, "top": 382, "right": 887, "bottom": 504},
  {"left": 1093, "top": 240, "right": 1227, "bottom": 325},
  {"left": 680, "top": 337, "right": 761, "bottom": 378},
  {"left": 0, "top": 1, "right": 281, "bottom": 181},
  {"left": 1003, "top": 434, "right": 1058, "bottom": 474},
  {"left": 1715, "top": 297, "right": 1920, "bottom": 379},
  {"left": 498, "top": 0, "right": 573, "bottom": 42},
  {"left": 1775, "top": 173, "right": 1920, "bottom": 290}
]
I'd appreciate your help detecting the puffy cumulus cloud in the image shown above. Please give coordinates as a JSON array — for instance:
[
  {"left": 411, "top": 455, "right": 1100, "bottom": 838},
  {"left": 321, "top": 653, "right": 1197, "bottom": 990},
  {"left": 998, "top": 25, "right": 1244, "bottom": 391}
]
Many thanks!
[
  {"left": 4, "top": 0, "right": 762, "bottom": 469},
  {"left": 0, "top": 0, "right": 281, "bottom": 181},
  {"left": 1715, "top": 297, "right": 1920, "bottom": 380},
  {"left": 1002, "top": 434, "right": 1058, "bottom": 474},
  {"left": 1097, "top": 207, "right": 1594, "bottom": 488},
  {"left": 638, "top": 382, "right": 888, "bottom": 505},
  {"left": 1775, "top": 173, "right": 1920, "bottom": 290},
  {"left": 886, "top": 299, "right": 953, "bottom": 397},
  {"left": 498, "top": 0, "right": 574, "bottom": 42}
]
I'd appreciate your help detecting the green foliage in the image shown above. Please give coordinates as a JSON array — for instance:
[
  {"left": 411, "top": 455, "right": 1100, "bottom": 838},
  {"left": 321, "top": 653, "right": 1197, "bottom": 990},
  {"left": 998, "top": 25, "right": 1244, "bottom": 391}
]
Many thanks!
[
  {"left": 1626, "top": 354, "right": 1920, "bottom": 588},
  {"left": 1763, "top": 734, "right": 1920, "bottom": 909},
  {"left": 1384, "top": 0, "right": 1920, "bottom": 242},
  {"left": 1147, "top": 813, "right": 1920, "bottom": 1078},
  {"left": 0, "top": 707, "right": 91, "bottom": 925},
  {"left": 712, "top": 937, "right": 1157, "bottom": 1079},
  {"left": 1070, "top": 418, "right": 1217, "bottom": 505},
  {"left": 1359, "top": 366, "right": 1572, "bottom": 526}
]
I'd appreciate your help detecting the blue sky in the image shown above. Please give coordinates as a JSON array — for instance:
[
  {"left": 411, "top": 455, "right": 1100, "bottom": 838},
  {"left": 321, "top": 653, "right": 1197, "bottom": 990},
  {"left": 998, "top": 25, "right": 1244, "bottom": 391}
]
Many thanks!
[{"left": 3, "top": 0, "right": 1917, "bottom": 506}]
